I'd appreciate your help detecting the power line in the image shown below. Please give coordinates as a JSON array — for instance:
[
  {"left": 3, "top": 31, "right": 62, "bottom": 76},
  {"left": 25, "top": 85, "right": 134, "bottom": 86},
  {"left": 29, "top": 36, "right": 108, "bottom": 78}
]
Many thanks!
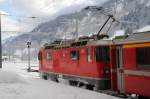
[{"left": 114, "top": 0, "right": 118, "bottom": 16}]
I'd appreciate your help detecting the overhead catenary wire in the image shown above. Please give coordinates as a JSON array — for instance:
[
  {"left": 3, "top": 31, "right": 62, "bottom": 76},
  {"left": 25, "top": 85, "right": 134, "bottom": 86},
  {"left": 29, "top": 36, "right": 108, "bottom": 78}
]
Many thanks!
[
  {"left": 114, "top": 0, "right": 117, "bottom": 17},
  {"left": 104, "top": 0, "right": 118, "bottom": 35},
  {"left": 0, "top": 13, "right": 47, "bottom": 33}
]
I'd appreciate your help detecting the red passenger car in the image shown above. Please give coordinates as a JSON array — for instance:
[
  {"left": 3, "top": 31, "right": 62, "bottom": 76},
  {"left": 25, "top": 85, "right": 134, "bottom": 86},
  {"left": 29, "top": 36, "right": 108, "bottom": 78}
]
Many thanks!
[{"left": 113, "top": 32, "right": 150, "bottom": 98}]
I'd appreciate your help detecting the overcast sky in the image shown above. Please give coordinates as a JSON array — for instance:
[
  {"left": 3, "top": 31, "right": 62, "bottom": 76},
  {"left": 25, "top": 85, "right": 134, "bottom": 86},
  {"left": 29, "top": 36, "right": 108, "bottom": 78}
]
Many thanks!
[{"left": 0, "top": 0, "right": 108, "bottom": 34}]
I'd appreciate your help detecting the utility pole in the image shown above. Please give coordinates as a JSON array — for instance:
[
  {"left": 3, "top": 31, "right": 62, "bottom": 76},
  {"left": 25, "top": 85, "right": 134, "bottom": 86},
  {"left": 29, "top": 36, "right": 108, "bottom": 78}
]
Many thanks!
[
  {"left": 0, "top": 13, "right": 2, "bottom": 68},
  {"left": 75, "top": 18, "right": 78, "bottom": 38},
  {"left": 27, "top": 41, "right": 31, "bottom": 72},
  {"left": 75, "top": 12, "right": 78, "bottom": 38}
]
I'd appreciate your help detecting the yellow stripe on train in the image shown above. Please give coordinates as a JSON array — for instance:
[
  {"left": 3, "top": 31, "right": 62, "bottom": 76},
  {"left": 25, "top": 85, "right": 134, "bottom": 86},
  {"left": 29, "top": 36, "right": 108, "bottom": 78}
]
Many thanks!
[{"left": 123, "top": 43, "right": 150, "bottom": 48}]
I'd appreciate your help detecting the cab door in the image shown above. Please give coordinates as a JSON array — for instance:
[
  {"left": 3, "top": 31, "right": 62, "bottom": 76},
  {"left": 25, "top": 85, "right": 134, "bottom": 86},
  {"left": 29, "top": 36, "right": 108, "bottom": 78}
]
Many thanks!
[{"left": 116, "top": 46, "right": 124, "bottom": 93}]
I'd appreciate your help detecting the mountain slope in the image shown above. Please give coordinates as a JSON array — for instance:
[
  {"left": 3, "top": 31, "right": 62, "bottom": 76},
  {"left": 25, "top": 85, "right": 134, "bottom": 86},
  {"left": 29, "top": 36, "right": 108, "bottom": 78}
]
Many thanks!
[{"left": 3, "top": 0, "right": 150, "bottom": 59}]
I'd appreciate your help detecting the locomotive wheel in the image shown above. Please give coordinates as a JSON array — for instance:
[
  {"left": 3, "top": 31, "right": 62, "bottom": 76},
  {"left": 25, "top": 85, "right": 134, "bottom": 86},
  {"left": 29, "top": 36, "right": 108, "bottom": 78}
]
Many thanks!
[
  {"left": 41, "top": 73, "right": 48, "bottom": 80},
  {"left": 69, "top": 80, "right": 78, "bottom": 86},
  {"left": 78, "top": 82, "right": 84, "bottom": 87},
  {"left": 86, "top": 84, "right": 94, "bottom": 90},
  {"left": 78, "top": 83, "right": 94, "bottom": 90},
  {"left": 50, "top": 74, "right": 59, "bottom": 82}
]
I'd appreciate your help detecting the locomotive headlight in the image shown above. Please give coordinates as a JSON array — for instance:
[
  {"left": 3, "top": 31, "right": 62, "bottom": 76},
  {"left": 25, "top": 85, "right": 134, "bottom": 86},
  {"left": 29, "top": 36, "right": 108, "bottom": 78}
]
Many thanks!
[
  {"left": 104, "top": 67, "right": 110, "bottom": 74},
  {"left": 105, "top": 69, "right": 110, "bottom": 74}
]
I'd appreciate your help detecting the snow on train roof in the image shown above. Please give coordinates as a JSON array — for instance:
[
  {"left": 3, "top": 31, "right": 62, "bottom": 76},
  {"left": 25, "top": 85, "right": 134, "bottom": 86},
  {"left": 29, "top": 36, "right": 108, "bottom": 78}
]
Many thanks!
[
  {"left": 44, "top": 31, "right": 150, "bottom": 49},
  {"left": 113, "top": 31, "right": 150, "bottom": 44},
  {"left": 86, "top": 39, "right": 112, "bottom": 46}
]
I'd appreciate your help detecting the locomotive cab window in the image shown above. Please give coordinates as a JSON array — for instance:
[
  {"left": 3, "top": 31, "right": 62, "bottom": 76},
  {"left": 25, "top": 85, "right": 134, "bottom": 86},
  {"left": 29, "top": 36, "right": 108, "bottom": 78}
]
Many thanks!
[
  {"left": 95, "top": 46, "right": 110, "bottom": 62},
  {"left": 136, "top": 47, "right": 150, "bottom": 70},
  {"left": 46, "top": 52, "right": 52, "bottom": 60},
  {"left": 71, "top": 50, "right": 79, "bottom": 61},
  {"left": 87, "top": 48, "right": 92, "bottom": 62}
]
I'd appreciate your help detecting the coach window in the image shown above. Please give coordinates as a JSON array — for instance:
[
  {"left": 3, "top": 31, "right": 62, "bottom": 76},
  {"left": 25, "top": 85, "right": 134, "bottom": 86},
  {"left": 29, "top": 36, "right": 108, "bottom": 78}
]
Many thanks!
[
  {"left": 46, "top": 52, "right": 52, "bottom": 60},
  {"left": 136, "top": 47, "right": 150, "bottom": 70},
  {"left": 95, "top": 46, "right": 110, "bottom": 62},
  {"left": 71, "top": 50, "right": 79, "bottom": 61},
  {"left": 87, "top": 48, "right": 92, "bottom": 62}
]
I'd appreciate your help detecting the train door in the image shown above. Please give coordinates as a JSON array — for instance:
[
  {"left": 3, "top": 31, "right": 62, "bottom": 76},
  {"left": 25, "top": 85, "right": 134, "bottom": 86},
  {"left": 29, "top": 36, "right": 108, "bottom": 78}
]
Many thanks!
[
  {"left": 116, "top": 46, "right": 124, "bottom": 93},
  {"left": 95, "top": 46, "right": 111, "bottom": 89}
]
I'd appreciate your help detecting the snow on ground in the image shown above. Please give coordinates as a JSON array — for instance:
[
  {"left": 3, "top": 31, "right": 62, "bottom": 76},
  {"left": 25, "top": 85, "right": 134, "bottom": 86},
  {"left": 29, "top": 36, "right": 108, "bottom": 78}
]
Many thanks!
[
  {"left": 0, "top": 70, "right": 23, "bottom": 83},
  {"left": 0, "top": 61, "right": 121, "bottom": 99}
]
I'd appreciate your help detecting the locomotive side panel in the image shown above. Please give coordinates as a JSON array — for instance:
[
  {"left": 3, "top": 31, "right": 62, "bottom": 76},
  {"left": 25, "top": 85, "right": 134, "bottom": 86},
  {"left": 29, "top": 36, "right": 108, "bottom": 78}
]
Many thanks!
[
  {"left": 50, "top": 46, "right": 111, "bottom": 79},
  {"left": 77, "top": 46, "right": 104, "bottom": 78}
]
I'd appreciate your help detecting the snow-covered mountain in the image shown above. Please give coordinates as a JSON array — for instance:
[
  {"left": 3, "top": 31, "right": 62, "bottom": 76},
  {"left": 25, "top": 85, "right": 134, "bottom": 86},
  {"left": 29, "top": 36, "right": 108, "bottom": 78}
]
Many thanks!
[
  {"left": 32, "top": 0, "right": 150, "bottom": 38},
  {"left": 3, "top": 0, "right": 150, "bottom": 59}
]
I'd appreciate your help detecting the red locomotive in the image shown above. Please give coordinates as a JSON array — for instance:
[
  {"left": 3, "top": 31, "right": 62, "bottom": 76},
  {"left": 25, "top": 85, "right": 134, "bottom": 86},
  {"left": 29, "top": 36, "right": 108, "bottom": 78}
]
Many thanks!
[
  {"left": 38, "top": 6, "right": 150, "bottom": 98},
  {"left": 39, "top": 38, "right": 112, "bottom": 90}
]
